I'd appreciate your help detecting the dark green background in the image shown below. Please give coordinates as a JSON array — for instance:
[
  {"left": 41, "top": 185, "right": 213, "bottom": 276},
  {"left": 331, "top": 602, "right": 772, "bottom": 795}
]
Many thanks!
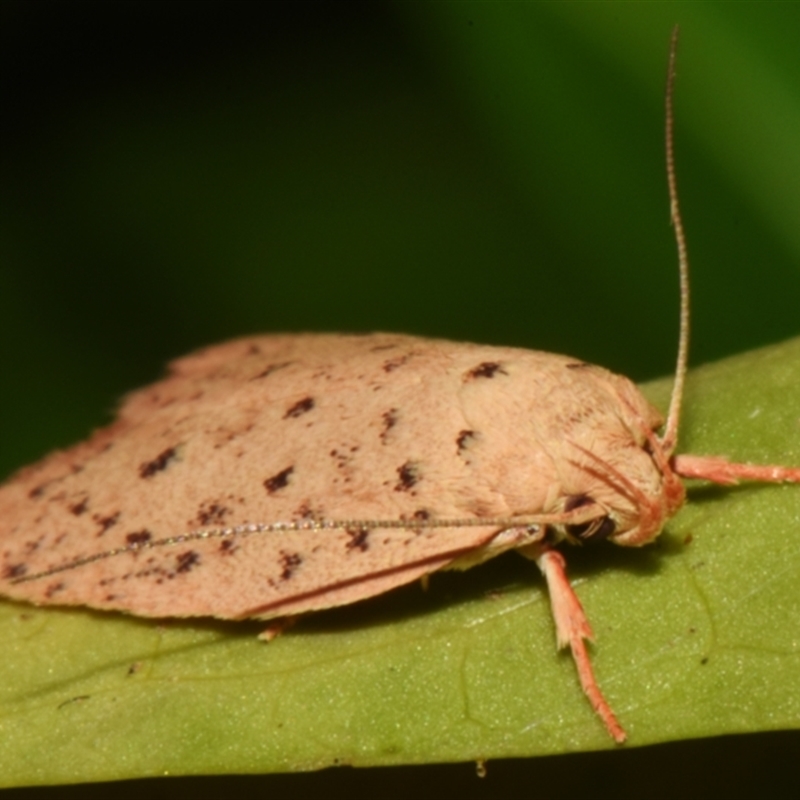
[{"left": 2, "top": 1, "right": 799, "bottom": 797}]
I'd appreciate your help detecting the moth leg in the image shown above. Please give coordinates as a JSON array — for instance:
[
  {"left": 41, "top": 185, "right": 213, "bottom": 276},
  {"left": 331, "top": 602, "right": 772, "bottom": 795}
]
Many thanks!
[
  {"left": 258, "top": 615, "right": 298, "bottom": 642},
  {"left": 673, "top": 454, "right": 800, "bottom": 485},
  {"left": 520, "top": 543, "right": 627, "bottom": 744}
]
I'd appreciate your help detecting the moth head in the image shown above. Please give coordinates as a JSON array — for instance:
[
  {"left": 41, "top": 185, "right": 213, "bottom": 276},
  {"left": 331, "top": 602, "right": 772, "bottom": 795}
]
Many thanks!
[{"left": 561, "top": 432, "right": 685, "bottom": 548}]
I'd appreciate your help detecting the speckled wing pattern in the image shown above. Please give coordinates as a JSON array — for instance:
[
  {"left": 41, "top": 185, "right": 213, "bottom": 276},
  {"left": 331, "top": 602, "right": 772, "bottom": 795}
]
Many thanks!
[{"left": 0, "top": 333, "right": 650, "bottom": 620}]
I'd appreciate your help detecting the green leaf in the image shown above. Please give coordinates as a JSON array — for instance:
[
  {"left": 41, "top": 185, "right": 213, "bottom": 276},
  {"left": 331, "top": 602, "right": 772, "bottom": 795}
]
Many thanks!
[{"left": 2, "top": 337, "right": 799, "bottom": 787}]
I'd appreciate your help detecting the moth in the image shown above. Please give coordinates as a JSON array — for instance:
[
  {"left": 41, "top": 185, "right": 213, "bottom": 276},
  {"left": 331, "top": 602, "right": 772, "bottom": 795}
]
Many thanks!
[{"left": 1, "top": 28, "right": 798, "bottom": 745}]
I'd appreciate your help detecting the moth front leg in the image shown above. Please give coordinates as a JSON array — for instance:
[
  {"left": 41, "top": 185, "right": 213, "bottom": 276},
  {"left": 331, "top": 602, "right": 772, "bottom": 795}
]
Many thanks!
[{"left": 519, "top": 543, "right": 627, "bottom": 744}]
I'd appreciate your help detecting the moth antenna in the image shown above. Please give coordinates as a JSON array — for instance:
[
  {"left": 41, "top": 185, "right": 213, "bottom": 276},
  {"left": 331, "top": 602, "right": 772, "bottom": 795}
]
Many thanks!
[
  {"left": 661, "top": 24, "right": 690, "bottom": 457},
  {"left": 11, "top": 508, "right": 608, "bottom": 585}
]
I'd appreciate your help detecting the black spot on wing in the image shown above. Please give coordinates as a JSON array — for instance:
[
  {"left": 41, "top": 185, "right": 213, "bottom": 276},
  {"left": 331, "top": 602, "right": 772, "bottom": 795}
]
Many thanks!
[
  {"left": 465, "top": 362, "right": 508, "bottom": 380},
  {"left": 126, "top": 530, "right": 152, "bottom": 545},
  {"left": 380, "top": 408, "right": 399, "bottom": 443},
  {"left": 195, "top": 502, "right": 230, "bottom": 526},
  {"left": 4, "top": 563, "right": 27, "bottom": 580},
  {"left": 94, "top": 511, "right": 121, "bottom": 536},
  {"left": 345, "top": 528, "right": 370, "bottom": 553},
  {"left": 69, "top": 497, "right": 89, "bottom": 516},
  {"left": 383, "top": 354, "right": 412, "bottom": 372},
  {"left": 279, "top": 551, "right": 303, "bottom": 580},
  {"left": 175, "top": 551, "right": 200, "bottom": 574},
  {"left": 395, "top": 461, "right": 420, "bottom": 492},
  {"left": 264, "top": 466, "right": 294, "bottom": 494},
  {"left": 294, "top": 501, "right": 322, "bottom": 520},
  {"left": 139, "top": 447, "right": 178, "bottom": 478},
  {"left": 45, "top": 582, "right": 65, "bottom": 599},
  {"left": 456, "top": 430, "right": 476, "bottom": 452},
  {"left": 284, "top": 396, "right": 315, "bottom": 418},
  {"left": 219, "top": 539, "right": 238, "bottom": 555}
]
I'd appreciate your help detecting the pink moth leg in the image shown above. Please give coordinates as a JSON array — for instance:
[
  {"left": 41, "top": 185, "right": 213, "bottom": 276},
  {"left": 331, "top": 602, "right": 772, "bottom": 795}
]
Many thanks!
[
  {"left": 521, "top": 543, "right": 627, "bottom": 743},
  {"left": 673, "top": 454, "right": 800, "bottom": 485}
]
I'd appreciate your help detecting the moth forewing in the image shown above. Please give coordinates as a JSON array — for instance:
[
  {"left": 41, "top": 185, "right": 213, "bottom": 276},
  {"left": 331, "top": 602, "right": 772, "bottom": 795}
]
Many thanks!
[{"left": 0, "top": 334, "right": 645, "bottom": 597}]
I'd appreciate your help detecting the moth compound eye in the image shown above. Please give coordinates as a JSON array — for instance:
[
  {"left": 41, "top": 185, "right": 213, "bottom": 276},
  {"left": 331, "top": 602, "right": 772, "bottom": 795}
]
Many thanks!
[
  {"left": 566, "top": 514, "right": 616, "bottom": 542},
  {"left": 563, "top": 494, "right": 616, "bottom": 541},
  {"left": 586, "top": 515, "right": 617, "bottom": 541}
]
